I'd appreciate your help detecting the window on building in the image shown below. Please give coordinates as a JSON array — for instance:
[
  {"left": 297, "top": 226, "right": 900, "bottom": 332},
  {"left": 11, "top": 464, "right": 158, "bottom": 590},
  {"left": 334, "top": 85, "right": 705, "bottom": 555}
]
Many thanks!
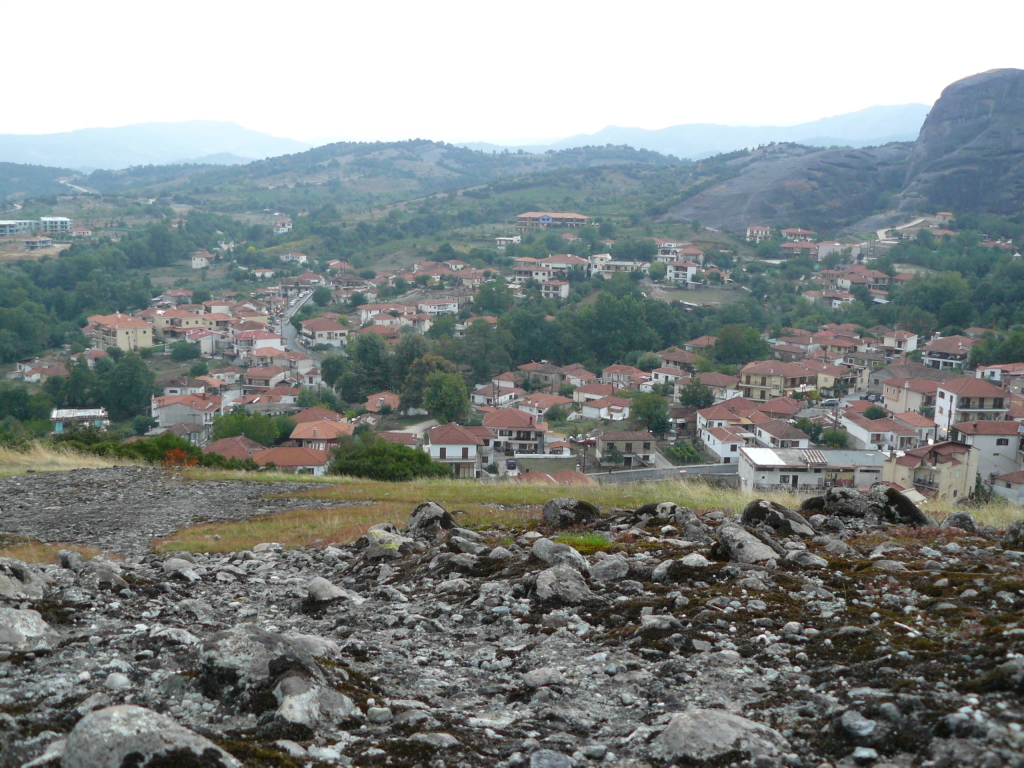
[
  {"left": 780, "top": 475, "right": 790, "bottom": 483},
  {"left": 997, "top": 438, "right": 1010, "bottom": 446},
  {"left": 462, "top": 447, "right": 469, "bottom": 459},
  {"left": 439, "top": 447, "right": 446, "bottom": 459}
]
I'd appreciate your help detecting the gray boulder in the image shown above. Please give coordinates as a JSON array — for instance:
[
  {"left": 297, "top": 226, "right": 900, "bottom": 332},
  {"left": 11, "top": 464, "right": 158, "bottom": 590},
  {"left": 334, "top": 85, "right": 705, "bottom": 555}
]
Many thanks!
[
  {"left": 0, "top": 557, "right": 49, "bottom": 599},
  {"left": 356, "top": 527, "right": 419, "bottom": 559},
  {"left": 199, "top": 625, "right": 324, "bottom": 711},
  {"left": 542, "top": 498, "right": 600, "bottom": 528},
  {"left": 535, "top": 565, "right": 595, "bottom": 605},
  {"left": 1006, "top": 519, "right": 1024, "bottom": 548},
  {"left": 305, "top": 576, "right": 365, "bottom": 606},
  {"left": 404, "top": 501, "right": 456, "bottom": 540},
  {"left": 589, "top": 554, "right": 629, "bottom": 583},
  {"left": 76, "top": 561, "right": 129, "bottom": 592},
  {"left": 0, "top": 606, "right": 59, "bottom": 654},
  {"left": 649, "top": 709, "right": 789, "bottom": 764},
  {"left": 741, "top": 499, "right": 815, "bottom": 537},
  {"left": 63, "top": 705, "right": 241, "bottom": 768},
  {"left": 712, "top": 525, "right": 780, "bottom": 564},
  {"left": 272, "top": 673, "right": 355, "bottom": 735},
  {"left": 532, "top": 538, "right": 589, "bottom": 572},
  {"left": 944, "top": 511, "right": 978, "bottom": 534},
  {"left": 799, "top": 485, "right": 930, "bottom": 527}
]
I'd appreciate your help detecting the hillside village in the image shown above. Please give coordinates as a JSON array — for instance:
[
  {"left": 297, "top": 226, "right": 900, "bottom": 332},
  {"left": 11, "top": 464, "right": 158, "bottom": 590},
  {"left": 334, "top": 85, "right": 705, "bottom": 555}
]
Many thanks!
[{"left": 5, "top": 203, "right": 1024, "bottom": 508}]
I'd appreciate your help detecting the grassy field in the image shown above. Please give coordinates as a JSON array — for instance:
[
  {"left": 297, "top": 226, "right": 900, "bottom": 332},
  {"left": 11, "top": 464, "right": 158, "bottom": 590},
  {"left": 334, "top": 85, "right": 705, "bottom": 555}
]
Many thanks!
[
  {"left": 0, "top": 445, "right": 142, "bottom": 478},
  {"left": 1, "top": 447, "right": 1020, "bottom": 558},
  {"left": 151, "top": 469, "right": 1024, "bottom": 554}
]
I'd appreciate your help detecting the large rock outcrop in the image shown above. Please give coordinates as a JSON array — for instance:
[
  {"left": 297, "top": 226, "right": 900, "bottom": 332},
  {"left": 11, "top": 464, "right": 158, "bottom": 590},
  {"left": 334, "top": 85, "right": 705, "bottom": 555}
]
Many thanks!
[
  {"left": 895, "top": 68, "right": 1024, "bottom": 215},
  {"left": 666, "top": 142, "right": 912, "bottom": 230}
]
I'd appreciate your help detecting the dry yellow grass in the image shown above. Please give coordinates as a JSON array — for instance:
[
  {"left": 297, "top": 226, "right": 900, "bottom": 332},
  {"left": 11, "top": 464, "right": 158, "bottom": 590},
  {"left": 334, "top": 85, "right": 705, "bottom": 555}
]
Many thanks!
[
  {"left": 0, "top": 444, "right": 143, "bottom": 477},
  {"left": 164, "top": 471, "right": 1024, "bottom": 554},
  {"left": 153, "top": 501, "right": 541, "bottom": 554},
  {"left": 0, "top": 539, "right": 108, "bottom": 564}
]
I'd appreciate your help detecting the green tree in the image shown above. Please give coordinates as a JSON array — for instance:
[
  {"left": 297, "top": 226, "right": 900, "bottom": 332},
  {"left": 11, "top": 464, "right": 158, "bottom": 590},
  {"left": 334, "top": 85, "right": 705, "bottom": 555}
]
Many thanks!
[
  {"left": 648, "top": 262, "right": 667, "bottom": 282},
  {"left": 347, "top": 332, "right": 392, "bottom": 394},
  {"left": 677, "top": 378, "right": 714, "bottom": 409},
  {"left": 321, "top": 355, "right": 347, "bottom": 389},
  {"left": 391, "top": 333, "right": 430, "bottom": 381},
  {"left": 632, "top": 392, "right": 670, "bottom": 436},
  {"left": 634, "top": 352, "right": 662, "bottom": 372},
  {"left": 329, "top": 434, "right": 452, "bottom": 481},
  {"left": 665, "top": 440, "right": 701, "bottom": 465},
  {"left": 794, "top": 417, "right": 823, "bottom": 442},
  {"left": 863, "top": 405, "right": 888, "bottom": 420},
  {"left": 402, "top": 354, "right": 457, "bottom": 410},
  {"left": 212, "top": 410, "right": 292, "bottom": 446},
  {"left": 312, "top": 286, "right": 333, "bottom": 307},
  {"left": 426, "top": 315, "right": 457, "bottom": 339},
  {"left": 820, "top": 428, "right": 848, "bottom": 448},
  {"left": 100, "top": 353, "right": 156, "bottom": 421},
  {"left": 170, "top": 342, "right": 200, "bottom": 362},
  {"left": 133, "top": 414, "right": 158, "bottom": 435},
  {"left": 423, "top": 372, "right": 469, "bottom": 424},
  {"left": 712, "top": 324, "right": 770, "bottom": 365},
  {"left": 474, "top": 280, "right": 514, "bottom": 316},
  {"left": 188, "top": 361, "right": 209, "bottom": 378}
]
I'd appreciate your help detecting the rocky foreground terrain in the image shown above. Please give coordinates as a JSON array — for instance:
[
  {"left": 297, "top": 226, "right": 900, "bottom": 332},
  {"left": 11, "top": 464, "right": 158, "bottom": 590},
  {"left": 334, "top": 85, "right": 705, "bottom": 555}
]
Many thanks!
[{"left": 2, "top": 469, "right": 1024, "bottom": 767}]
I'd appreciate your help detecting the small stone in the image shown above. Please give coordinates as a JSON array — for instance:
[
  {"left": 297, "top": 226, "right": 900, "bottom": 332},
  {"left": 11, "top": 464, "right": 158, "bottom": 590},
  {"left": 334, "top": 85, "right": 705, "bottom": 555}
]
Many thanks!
[
  {"left": 852, "top": 746, "right": 879, "bottom": 764},
  {"left": 523, "top": 667, "right": 566, "bottom": 688},
  {"left": 530, "top": 749, "right": 575, "bottom": 768},
  {"left": 840, "top": 709, "right": 877, "bottom": 739},
  {"left": 367, "top": 706, "right": 393, "bottom": 723},
  {"left": 104, "top": 673, "right": 131, "bottom": 691}
]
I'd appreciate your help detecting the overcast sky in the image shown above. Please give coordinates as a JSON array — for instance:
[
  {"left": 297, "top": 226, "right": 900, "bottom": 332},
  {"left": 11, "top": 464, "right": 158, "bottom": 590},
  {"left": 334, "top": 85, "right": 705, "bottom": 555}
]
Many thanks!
[{"left": 7, "top": 0, "right": 1022, "bottom": 144}]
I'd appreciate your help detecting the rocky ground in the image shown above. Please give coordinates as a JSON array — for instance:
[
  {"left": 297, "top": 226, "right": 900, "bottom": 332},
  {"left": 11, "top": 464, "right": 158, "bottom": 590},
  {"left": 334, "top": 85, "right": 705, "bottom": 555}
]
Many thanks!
[
  {"left": 2, "top": 472, "right": 1024, "bottom": 767},
  {"left": 0, "top": 467, "right": 335, "bottom": 553}
]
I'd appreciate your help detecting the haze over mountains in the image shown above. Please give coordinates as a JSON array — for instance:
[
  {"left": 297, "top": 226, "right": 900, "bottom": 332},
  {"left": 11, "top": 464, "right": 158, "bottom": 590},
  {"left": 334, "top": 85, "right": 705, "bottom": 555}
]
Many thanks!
[
  {"left": 0, "top": 105, "right": 930, "bottom": 171},
  {"left": 460, "top": 104, "right": 931, "bottom": 159},
  {"left": 0, "top": 121, "right": 310, "bottom": 171}
]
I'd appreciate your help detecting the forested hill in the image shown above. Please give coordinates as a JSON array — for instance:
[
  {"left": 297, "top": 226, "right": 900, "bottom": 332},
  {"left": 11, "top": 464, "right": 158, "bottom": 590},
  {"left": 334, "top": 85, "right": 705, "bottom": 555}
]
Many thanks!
[
  {"left": 0, "top": 162, "right": 77, "bottom": 201},
  {"left": 79, "top": 140, "right": 687, "bottom": 203}
]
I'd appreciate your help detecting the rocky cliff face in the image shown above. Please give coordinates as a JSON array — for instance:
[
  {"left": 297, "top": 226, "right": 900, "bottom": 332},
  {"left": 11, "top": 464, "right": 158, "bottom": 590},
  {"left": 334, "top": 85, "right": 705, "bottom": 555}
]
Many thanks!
[
  {"left": 667, "top": 142, "right": 912, "bottom": 231},
  {"left": 896, "top": 68, "right": 1024, "bottom": 215}
]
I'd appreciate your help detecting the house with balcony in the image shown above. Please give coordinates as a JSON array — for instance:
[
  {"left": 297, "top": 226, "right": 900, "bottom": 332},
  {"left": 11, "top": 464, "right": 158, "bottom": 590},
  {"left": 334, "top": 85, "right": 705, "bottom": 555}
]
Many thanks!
[
  {"left": 882, "top": 441, "right": 979, "bottom": 501},
  {"left": 87, "top": 313, "right": 154, "bottom": 352},
  {"left": 290, "top": 419, "right": 355, "bottom": 451},
  {"left": 746, "top": 225, "right": 771, "bottom": 243},
  {"left": 752, "top": 419, "right": 810, "bottom": 450},
  {"left": 243, "top": 366, "right": 289, "bottom": 393},
  {"left": 949, "top": 420, "right": 1023, "bottom": 486},
  {"left": 515, "top": 211, "right": 589, "bottom": 231},
  {"left": 976, "top": 362, "right": 1024, "bottom": 384},
  {"left": 300, "top": 317, "right": 349, "bottom": 347},
  {"left": 739, "top": 361, "right": 817, "bottom": 401},
  {"left": 601, "top": 364, "right": 647, "bottom": 389},
  {"left": 572, "top": 382, "right": 615, "bottom": 404},
  {"left": 666, "top": 260, "right": 699, "bottom": 285},
  {"left": 517, "top": 393, "right": 572, "bottom": 420},
  {"left": 842, "top": 413, "right": 922, "bottom": 452},
  {"left": 934, "top": 377, "right": 1009, "bottom": 437},
  {"left": 882, "top": 377, "right": 940, "bottom": 415},
  {"left": 780, "top": 228, "right": 816, "bottom": 242},
  {"left": 470, "top": 384, "right": 523, "bottom": 408},
  {"left": 993, "top": 471, "right": 1024, "bottom": 504},
  {"left": 922, "top": 335, "right": 980, "bottom": 370},
  {"left": 482, "top": 409, "right": 547, "bottom": 456},
  {"left": 425, "top": 423, "right": 483, "bottom": 478}
]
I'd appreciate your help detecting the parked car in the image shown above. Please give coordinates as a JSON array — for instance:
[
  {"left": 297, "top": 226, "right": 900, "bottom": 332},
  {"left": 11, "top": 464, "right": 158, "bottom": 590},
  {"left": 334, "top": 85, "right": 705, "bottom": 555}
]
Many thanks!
[
  {"left": 506, "top": 459, "right": 517, "bottom": 470},
  {"left": 822, "top": 399, "right": 840, "bottom": 407}
]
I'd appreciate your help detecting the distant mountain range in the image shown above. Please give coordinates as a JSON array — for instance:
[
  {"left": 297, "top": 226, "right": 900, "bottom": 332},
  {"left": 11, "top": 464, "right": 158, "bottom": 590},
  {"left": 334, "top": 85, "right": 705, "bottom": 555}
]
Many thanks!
[
  {"left": 461, "top": 104, "right": 931, "bottom": 160},
  {"left": 0, "top": 121, "right": 311, "bottom": 170}
]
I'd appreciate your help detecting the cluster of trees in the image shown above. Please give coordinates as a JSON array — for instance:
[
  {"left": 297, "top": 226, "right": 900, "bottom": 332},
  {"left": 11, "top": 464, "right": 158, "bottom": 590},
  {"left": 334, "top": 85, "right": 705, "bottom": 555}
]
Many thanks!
[
  {"left": 42, "top": 352, "right": 155, "bottom": 421},
  {"left": 211, "top": 410, "right": 296, "bottom": 446}
]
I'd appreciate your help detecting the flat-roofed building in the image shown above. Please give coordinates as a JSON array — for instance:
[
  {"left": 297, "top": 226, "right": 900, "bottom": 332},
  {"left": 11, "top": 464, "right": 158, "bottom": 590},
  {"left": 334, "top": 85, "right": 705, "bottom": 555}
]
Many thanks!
[
  {"left": 515, "top": 211, "right": 589, "bottom": 231},
  {"left": 738, "top": 446, "right": 887, "bottom": 492}
]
